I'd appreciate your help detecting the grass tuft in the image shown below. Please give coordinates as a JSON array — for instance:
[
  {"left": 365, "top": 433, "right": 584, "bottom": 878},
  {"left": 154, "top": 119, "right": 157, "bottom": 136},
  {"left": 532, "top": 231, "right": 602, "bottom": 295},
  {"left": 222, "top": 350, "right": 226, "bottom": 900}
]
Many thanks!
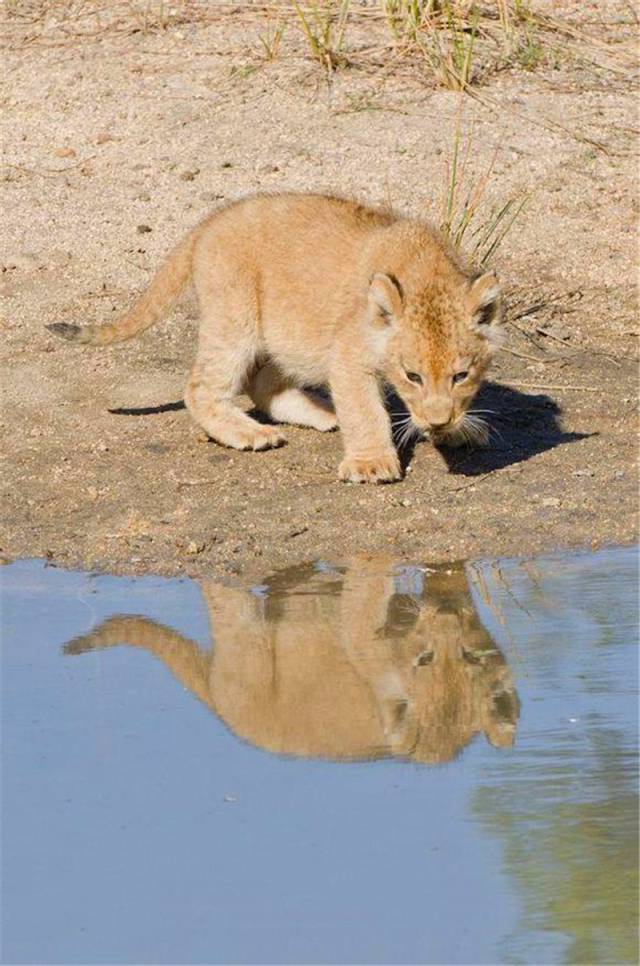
[
  {"left": 5, "top": 2, "right": 637, "bottom": 94},
  {"left": 291, "top": 0, "right": 351, "bottom": 71},
  {"left": 258, "top": 20, "right": 286, "bottom": 61},
  {"left": 439, "top": 101, "right": 528, "bottom": 267}
]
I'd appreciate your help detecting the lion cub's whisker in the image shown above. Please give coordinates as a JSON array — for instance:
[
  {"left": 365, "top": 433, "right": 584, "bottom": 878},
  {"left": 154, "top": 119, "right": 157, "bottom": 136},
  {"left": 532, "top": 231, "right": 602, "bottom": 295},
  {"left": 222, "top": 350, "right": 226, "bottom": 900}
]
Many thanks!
[{"left": 396, "top": 419, "right": 423, "bottom": 451}]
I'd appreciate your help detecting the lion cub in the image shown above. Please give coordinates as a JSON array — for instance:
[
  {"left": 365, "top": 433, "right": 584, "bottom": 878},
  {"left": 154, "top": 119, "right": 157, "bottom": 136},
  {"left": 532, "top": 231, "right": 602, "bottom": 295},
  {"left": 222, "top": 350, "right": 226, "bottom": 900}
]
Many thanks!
[{"left": 48, "top": 192, "right": 503, "bottom": 483}]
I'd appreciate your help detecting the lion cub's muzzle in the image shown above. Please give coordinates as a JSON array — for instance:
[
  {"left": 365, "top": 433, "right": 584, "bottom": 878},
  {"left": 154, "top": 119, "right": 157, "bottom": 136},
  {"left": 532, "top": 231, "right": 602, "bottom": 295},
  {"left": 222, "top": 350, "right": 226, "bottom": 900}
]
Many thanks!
[{"left": 418, "top": 397, "right": 454, "bottom": 433}]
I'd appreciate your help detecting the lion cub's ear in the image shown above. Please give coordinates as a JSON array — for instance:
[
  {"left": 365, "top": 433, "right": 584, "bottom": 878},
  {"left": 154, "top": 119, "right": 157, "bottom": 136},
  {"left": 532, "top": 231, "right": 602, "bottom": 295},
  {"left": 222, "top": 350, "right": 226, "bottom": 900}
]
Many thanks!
[
  {"left": 368, "top": 273, "right": 403, "bottom": 326},
  {"left": 468, "top": 272, "right": 503, "bottom": 332}
]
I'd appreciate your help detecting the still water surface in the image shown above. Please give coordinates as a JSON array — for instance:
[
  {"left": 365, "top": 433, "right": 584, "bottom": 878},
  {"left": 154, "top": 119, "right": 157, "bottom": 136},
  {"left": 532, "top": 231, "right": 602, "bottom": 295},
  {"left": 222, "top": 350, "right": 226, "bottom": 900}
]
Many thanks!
[{"left": 2, "top": 547, "right": 638, "bottom": 965}]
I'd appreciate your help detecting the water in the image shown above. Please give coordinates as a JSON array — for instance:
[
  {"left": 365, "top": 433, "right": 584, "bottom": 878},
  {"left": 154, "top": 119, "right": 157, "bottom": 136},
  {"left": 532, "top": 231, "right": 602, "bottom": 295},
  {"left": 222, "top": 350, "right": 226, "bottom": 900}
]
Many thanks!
[{"left": 1, "top": 547, "right": 638, "bottom": 965}]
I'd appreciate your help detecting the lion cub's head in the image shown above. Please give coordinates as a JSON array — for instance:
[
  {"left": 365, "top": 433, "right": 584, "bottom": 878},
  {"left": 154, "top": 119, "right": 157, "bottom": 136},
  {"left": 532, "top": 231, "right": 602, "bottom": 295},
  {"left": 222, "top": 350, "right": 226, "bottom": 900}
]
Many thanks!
[
  {"left": 373, "top": 587, "right": 520, "bottom": 764},
  {"left": 367, "top": 248, "right": 503, "bottom": 446}
]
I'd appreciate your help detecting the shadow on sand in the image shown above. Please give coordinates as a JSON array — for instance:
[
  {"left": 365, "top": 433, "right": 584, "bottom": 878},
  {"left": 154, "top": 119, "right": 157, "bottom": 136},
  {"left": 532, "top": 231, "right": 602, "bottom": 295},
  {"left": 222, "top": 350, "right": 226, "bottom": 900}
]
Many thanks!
[
  {"left": 107, "top": 382, "right": 592, "bottom": 479},
  {"left": 394, "top": 381, "right": 593, "bottom": 476}
]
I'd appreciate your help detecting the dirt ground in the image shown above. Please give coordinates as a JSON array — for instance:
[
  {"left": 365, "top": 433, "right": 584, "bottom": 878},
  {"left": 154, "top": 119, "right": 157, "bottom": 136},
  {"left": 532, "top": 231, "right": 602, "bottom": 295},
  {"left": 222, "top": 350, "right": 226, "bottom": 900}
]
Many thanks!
[{"left": 1, "top": 2, "right": 638, "bottom": 579}]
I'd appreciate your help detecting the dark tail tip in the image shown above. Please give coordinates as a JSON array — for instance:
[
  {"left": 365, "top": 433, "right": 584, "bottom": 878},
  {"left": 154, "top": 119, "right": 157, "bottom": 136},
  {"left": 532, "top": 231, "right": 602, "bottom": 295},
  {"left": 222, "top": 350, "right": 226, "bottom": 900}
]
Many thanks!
[
  {"left": 63, "top": 636, "right": 94, "bottom": 655},
  {"left": 46, "top": 322, "right": 83, "bottom": 342}
]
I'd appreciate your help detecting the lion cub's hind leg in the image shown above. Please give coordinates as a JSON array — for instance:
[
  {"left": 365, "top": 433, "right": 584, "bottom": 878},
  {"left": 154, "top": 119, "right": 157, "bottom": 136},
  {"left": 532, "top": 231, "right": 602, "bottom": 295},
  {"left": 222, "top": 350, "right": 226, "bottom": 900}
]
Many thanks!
[
  {"left": 185, "top": 259, "right": 286, "bottom": 451},
  {"left": 185, "top": 346, "right": 286, "bottom": 452},
  {"left": 248, "top": 362, "right": 338, "bottom": 432}
]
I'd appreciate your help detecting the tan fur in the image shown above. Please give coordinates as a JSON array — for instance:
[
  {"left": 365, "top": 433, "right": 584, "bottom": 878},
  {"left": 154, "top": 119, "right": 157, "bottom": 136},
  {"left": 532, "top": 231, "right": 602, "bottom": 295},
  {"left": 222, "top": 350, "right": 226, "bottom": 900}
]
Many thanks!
[
  {"left": 64, "top": 559, "right": 519, "bottom": 765},
  {"left": 47, "top": 193, "right": 503, "bottom": 481}
]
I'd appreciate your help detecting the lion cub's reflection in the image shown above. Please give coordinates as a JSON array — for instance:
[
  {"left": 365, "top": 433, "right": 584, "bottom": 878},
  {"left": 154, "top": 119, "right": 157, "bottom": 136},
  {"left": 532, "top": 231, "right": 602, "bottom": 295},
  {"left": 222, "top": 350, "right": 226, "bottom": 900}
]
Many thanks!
[{"left": 64, "top": 559, "right": 519, "bottom": 764}]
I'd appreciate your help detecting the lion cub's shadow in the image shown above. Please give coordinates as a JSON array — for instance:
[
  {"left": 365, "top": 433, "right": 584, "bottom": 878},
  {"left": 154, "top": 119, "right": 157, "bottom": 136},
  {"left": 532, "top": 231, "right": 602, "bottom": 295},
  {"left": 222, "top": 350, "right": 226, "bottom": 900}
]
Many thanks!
[
  {"left": 387, "top": 381, "right": 591, "bottom": 476},
  {"left": 63, "top": 558, "right": 519, "bottom": 765}
]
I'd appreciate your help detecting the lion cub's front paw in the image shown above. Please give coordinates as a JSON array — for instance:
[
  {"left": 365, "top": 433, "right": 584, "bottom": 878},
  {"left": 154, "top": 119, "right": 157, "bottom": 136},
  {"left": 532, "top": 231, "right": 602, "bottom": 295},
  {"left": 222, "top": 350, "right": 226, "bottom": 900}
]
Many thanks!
[
  {"left": 228, "top": 424, "right": 287, "bottom": 451},
  {"left": 339, "top": 450, "right": 402, "bottom": 484}
]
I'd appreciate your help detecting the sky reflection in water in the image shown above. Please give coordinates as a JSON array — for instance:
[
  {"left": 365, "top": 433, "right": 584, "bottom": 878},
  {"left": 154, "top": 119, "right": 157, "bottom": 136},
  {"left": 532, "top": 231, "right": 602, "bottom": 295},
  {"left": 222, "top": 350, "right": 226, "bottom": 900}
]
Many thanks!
[{"left": 2, "top": 547, "right": 638, "bottom": 965}]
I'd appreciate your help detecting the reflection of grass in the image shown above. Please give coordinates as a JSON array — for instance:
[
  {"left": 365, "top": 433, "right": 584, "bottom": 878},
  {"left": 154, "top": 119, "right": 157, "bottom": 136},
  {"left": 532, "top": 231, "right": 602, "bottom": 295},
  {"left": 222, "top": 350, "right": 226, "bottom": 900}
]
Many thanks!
[
  {"left": 474, "top": 730, "right": 639, "bottom": 966},
  {"left": 469, "top": 551, "right": 639, "bottom": 966},
  {"left": 468, "top": 562, "right": 525, "bottom": 671}
]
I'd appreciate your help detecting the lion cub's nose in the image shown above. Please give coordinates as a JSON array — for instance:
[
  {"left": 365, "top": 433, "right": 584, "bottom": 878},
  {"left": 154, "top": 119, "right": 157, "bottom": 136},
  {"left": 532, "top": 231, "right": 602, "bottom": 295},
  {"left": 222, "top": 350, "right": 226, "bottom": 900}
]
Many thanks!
[
  {"left": 428, "top": 415, "right": 450, "bottom": 428},
  {"left": 426, "top": 402, "right": 453, "bottom": 428}
]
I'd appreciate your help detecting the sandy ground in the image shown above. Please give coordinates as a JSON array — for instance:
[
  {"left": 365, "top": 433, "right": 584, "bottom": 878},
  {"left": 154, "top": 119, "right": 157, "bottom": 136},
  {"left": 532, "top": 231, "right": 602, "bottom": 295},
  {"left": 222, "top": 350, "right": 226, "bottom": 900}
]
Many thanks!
[{"left": 1, "top": 2, "right": 638, "bottom": 578}]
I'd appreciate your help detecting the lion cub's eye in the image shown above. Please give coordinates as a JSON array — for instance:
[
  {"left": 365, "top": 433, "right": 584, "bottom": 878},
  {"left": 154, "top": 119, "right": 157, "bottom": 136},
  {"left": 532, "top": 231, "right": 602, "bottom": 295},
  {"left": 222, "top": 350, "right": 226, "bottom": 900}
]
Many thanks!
[
  {"left": 413, "top": 650, "right": 434, "bottom": 667},
  {"left": 405, "top": 371, "right": 423, "bottom": 385},
  {"left": 452, "top": 371, "right": 469, "bottom": 385}
]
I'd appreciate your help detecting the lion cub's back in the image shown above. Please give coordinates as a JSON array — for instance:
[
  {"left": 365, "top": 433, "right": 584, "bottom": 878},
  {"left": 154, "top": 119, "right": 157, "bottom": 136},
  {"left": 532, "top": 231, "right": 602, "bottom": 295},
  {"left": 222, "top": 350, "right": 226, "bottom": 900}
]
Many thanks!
[
  {"left": 204, "top": 191, "right": 395, "bottom": 287},
  {"left": 195, "top": 193, "right": 398, "bottom": 374},
  {"left": 205, "top": 192, "right": 395, "bottom": 276},
  {"left": 211, "top": 191, "right": 396, "bottom": 238}
]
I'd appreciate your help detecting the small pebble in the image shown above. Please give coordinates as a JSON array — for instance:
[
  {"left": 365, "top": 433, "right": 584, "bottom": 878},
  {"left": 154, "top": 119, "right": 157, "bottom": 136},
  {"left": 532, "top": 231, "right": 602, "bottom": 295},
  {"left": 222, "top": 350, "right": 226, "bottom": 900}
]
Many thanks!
[
  {"left": 136, "top": 224, "right": 152, "bottom": 234},
  {"left": 256, "top": 162, "right": 279, "bottom": 175},
  {"left": 288, "top": 525, "right": 309, "bottom": 538}
]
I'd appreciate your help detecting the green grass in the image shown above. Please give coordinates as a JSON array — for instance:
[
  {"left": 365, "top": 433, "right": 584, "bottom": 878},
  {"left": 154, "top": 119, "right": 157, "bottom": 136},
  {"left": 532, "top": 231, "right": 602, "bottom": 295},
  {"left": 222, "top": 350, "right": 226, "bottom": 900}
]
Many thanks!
[
  {"left": 439, "top": 103, "right": 528, "bottom": 266},
  {"left": 291, "top": 0, "right": 351, "bottom": 70},
  {"left": 6, "top": 2, "right": 636, "bottom": 91},
  {"left": 258, "top": 21, "right": 286, "bottom": 62}
]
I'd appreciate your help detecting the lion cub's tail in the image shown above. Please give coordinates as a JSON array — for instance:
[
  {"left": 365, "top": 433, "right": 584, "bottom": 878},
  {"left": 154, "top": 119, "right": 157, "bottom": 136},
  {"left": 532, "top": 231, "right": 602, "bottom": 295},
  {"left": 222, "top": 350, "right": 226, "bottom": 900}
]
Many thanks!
[
  {"left": 46, "top": 228, "right": 197, "bottom": 347},
  {"left": 64, "top": 615, "right": 212, "bottom": 707}
]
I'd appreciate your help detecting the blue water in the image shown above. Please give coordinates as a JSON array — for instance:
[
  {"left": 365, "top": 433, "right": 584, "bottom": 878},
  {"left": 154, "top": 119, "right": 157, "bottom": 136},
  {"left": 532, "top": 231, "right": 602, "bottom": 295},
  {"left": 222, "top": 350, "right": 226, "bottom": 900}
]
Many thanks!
[{"left": 1, "top": 547, "right": 638, "bottom": 965}]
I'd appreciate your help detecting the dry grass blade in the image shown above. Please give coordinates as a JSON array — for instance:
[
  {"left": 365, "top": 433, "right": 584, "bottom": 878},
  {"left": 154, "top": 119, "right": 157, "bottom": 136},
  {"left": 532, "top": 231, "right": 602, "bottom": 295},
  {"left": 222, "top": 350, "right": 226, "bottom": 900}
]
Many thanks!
[
  {"left": 290, "top": 0, "right": 351, "bottom": 70},
  {"left": 4, "top": 155, "right": 96, "bottom": 177},
  {"left": 439, "top": 99, "right": 527, "bottom": 267},
  {"left": 468, "top": 87, "right": 614, "bottom": 157},
  {"left": 477, "top": 195, "right": 528, "bottom": 265},
  {"left": 532, "top": 10, "right": 639, "bottom": 69},
  {"left": 505, "top": 381, "right": 605, "bottom": 393},
  {"left": 258, "top": 19, "right": 286, "bottom": 60},
  {"left": 5, "top": 2, "right": 637, "bottom": 97}
]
